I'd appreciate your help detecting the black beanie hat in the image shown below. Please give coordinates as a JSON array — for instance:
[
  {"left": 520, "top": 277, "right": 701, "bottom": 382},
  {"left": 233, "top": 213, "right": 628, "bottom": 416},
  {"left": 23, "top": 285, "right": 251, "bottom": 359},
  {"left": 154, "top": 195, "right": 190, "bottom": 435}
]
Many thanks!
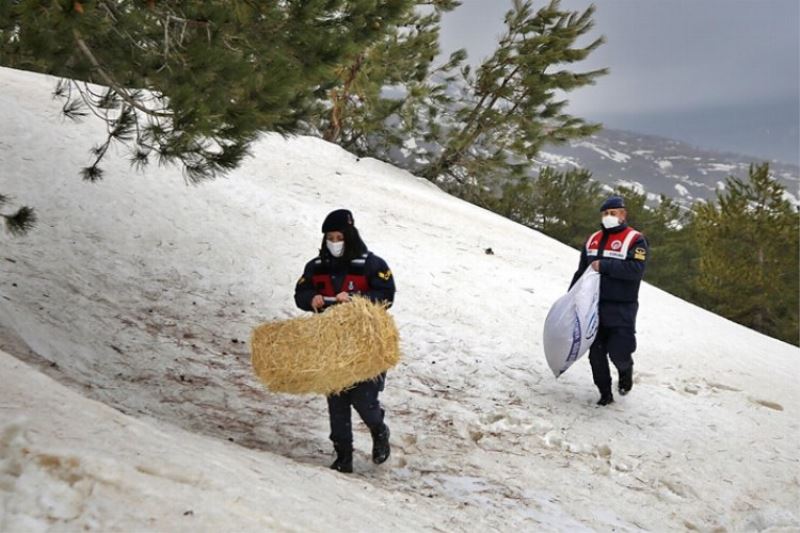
[{"left": 321, "top": 209, "right": 354, "bottom": 233}]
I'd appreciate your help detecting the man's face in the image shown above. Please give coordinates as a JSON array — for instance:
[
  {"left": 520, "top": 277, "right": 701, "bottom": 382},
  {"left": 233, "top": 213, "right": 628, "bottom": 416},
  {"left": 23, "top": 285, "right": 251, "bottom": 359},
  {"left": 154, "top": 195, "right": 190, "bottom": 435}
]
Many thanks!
[{"left": 601, "top": 208, "right": 626, "bottom": 223}]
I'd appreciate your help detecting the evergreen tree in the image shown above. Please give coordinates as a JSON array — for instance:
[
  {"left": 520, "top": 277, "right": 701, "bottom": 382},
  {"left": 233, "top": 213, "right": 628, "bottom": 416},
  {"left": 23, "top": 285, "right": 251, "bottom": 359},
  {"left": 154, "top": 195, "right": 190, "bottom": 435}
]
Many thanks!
[
  {"left": 419, "top": 0, "right": 607, "bottom": 194},
  {"left": 492, "top": 167, "right": 604, "bottom": 248},
  {"left": 314, "top": 0, "right": 463, "bottom": 161},
  {"left": 693, "top": 163, "right": 799, "bottom": 345},
  {"left": 533, "top": 167, "right": 605, "bottom": 247},
  {"left": 0, "top": 193, "right": 35, "bottom": 235},
  {"left": 614, "top": 185, "right": 698, "bottom": 302},
  {"left": 0, "top": 1, "right": 409, "bottom": 182}
]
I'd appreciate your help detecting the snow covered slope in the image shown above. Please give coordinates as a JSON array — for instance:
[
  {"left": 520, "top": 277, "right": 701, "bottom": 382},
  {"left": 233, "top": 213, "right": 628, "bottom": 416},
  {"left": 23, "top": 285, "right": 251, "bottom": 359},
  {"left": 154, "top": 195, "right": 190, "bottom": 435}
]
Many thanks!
[
  {"left": 0, "top": 349, "right": 451, "bottom": 532},
  {"left": 1, "top": 66, "right": 798, "bottom": 531}
]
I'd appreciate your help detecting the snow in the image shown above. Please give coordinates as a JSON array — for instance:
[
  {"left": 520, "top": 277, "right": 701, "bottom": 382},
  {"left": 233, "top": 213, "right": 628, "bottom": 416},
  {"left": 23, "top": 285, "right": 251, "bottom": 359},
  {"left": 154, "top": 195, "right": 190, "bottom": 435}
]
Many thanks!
[
  {"left": 401, "top": 137, "right": 419, "bottom": 158},
  {"left": 782, "top": 190, "right": 799, "bottom": 207},
  {"left": 1, "top": 65, "right": 800, "bottom": 531},
  {"left": 672, "top": 174, "right": 708, "bottom": 188},
  {"left": 657, "top": 160, "right": 673, "bottom": 171},
  {"left": 706, "top": 163, "right": 739, "bottom": 173},
  {"left": 574, "top": 141, "right": 631, "bottom": 163},
  {"left": 535, "top": 151, "right": 581, "bottom": 168},
  {"left": 0, "top": 352, "right": 443, "bottom": 532},
  {"left": 614, "top": 179, "right": 646, "bottom": 195},
  {"left": 674, "top": 184, "right": 690, "bottom": 197},
  {"left": 403, "top": 137, "right": 418, "bottom": 150}
]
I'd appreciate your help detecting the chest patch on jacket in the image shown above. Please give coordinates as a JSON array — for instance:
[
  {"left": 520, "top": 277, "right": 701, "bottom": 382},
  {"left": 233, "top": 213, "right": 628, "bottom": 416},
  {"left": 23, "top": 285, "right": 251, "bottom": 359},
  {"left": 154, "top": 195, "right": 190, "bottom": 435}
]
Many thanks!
[{"left": 586, "top": 227, "right": 641, "bottom": 260}]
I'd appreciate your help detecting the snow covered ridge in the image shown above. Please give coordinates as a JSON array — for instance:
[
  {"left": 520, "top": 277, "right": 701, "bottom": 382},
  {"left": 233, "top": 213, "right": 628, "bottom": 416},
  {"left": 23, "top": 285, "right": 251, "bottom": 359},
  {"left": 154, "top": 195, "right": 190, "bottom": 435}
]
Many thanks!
[
  {"left": 1, "top": 65, "right": 799, "bottom": 530},
  {"left": 539, "top": 131, "right": 799, "bottom": 208}
]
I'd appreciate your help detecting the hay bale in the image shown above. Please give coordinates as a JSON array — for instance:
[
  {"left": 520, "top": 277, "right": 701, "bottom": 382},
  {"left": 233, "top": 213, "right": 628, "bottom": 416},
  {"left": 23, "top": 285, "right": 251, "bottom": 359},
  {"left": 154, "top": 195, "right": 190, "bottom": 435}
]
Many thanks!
[{"left": 250, "top": 297, "right": 400, "bottom": 395}]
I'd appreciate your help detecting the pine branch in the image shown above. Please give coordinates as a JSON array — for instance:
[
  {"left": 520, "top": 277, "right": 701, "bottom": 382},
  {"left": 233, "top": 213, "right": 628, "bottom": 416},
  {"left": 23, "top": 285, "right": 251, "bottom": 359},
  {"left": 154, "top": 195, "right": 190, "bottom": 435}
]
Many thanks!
[
  {"left": 425, "top": 14, "right": 524, "bottom": 178},
  {"left": 73, "top": 30, "right": 171, "bottom": 119},
  {"left": 3, "top": 206, "right": 36, "bottom": 236},
  {"left": 130, "top": 147, "right": 151, "bottom": 171},
  {"left": 80, "top": 163, "right": 105, "bottom": 182},
  {"left": 62, "top": 98, "right": 88, "bottom": 119}
]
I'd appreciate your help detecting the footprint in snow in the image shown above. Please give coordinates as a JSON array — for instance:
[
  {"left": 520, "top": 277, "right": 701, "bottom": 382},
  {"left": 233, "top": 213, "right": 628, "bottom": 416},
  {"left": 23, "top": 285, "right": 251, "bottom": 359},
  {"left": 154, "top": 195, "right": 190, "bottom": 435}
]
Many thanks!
[{"left": 748, "top": 397, "right": 784, "bottom": 411}]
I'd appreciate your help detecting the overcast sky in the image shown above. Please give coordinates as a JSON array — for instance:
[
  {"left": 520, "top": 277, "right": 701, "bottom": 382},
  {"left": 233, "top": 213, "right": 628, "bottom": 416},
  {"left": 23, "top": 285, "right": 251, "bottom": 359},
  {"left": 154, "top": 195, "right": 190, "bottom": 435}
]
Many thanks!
[{"left": 439, "top": 0, "right": 800, "bottom": 164}]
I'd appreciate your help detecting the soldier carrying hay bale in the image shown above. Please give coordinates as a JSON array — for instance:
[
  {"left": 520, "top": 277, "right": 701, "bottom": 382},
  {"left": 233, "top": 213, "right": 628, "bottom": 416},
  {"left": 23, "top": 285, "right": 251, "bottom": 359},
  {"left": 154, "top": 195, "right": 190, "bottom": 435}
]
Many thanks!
[{"left": 252, "top": 209, "right": 396, "bottom": 474}]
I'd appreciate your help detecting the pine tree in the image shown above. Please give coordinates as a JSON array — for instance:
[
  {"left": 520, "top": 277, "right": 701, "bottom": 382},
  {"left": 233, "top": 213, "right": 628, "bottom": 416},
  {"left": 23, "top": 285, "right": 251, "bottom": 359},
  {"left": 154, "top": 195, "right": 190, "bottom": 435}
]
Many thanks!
[
  {"left": 0, "top": 1, "right": 409, "bottom": 182},
  {"left": 614, "top": 186, "right": 698, "bottom": 302},
  {"left": 418, "top": 0, "right": 607, "bottom": 193},
  {"left": 314, "top": 0, "right": 464, "bottom": 161},
  {"left": 492, "top": 167, "right": 604, "bottom": 248},
  {"left": 693, "top": 163, "right": 799, "bottom": 345},
  {"left": 534, "top": 167, "right": 605, "bottom": 247}
]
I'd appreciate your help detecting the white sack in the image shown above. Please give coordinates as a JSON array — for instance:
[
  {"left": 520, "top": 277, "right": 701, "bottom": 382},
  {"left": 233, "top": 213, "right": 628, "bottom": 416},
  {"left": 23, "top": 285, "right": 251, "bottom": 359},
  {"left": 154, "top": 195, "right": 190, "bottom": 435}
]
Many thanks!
[{"left": 543, "top": 268, "right": 600, "bottom": 377}]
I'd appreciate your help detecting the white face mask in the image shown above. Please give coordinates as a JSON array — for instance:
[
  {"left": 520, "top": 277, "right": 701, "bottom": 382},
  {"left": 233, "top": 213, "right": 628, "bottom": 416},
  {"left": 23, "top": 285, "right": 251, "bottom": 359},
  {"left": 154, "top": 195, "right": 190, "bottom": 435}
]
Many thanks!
[
  {"left": 326, "top": 240, "right": 345, "bottom": 257},
  {"left": 602, "top": 215, "right": 621, "bottom": 229}
]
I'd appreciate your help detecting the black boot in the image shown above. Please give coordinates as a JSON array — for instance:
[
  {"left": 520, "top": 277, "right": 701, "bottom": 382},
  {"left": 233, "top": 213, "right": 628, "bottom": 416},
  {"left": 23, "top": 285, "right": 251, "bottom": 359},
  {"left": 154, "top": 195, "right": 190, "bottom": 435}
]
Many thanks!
[
  {"left": 330, "top": 443, "right": 353, "bottom": 473},
  {"left": 618, "top": 367, "right": 633, "bottom": 395},
  {"left": 371, "top": 424, "right": 390, "bottom": 465},
  {"left": 597, "top": 389, "right": 614, "bottom": 406}
]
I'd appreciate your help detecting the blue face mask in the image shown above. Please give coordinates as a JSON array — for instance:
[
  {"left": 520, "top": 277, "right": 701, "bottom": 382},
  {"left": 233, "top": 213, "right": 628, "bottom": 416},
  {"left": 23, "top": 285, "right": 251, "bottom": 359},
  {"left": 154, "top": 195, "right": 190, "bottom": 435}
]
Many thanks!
[{"left": 326, "top": 240, "right": 345, "bottom": 257}]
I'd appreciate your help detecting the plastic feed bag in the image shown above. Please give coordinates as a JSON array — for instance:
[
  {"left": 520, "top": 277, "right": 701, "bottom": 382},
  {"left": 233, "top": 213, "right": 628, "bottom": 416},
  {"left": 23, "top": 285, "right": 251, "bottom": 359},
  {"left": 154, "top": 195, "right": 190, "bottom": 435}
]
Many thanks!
[{"left": 543, "top": 268, "right": 600, "bottom": 377}]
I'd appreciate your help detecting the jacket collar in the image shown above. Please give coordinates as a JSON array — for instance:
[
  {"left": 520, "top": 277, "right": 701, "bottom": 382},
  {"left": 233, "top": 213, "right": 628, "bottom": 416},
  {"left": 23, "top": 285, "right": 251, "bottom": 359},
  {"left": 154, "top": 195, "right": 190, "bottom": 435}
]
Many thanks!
[{"left": 601, "top": 222, "right": 629, "bottom": 235}]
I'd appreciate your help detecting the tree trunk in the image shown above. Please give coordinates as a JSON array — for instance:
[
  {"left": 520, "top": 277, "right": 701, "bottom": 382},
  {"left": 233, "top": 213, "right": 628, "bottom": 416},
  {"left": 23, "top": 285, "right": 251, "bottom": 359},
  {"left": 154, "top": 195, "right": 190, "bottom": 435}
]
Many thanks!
[{"left": 323, "top": 53, "right": 366, "bottom": 143}]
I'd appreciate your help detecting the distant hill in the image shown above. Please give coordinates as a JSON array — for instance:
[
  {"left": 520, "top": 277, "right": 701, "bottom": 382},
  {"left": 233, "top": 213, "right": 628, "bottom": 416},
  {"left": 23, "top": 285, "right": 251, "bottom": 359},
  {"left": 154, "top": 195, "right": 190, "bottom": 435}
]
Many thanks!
[
  {"left": 390, "top": 124, "right": 800, "bottom": 209},
  {"left": 537, "top": 128, "right": 800, "bottom": 208}
]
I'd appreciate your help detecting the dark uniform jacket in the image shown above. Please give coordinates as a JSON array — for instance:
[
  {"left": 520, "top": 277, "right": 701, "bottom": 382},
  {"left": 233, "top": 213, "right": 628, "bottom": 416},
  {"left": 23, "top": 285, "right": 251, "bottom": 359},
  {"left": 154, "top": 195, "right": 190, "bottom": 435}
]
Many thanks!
[
  {"left": 294, "top": 251, "right": 395, "bottom": 312},
  {"left": 569, "top": 223, "right": 648, "bottom": 328}
]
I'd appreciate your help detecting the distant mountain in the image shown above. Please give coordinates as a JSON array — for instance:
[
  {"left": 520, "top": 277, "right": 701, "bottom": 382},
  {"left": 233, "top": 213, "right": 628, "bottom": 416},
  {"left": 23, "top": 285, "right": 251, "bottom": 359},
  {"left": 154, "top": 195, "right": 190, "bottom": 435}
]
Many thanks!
[
  {"left": 537, "top": 128, "right": 800, "bottom": 208},
  {"left": 389, "top": 121, "right": 799, "bottom": 210},
  {"left": 585, "top": 97, "right": 800, "bottom": 167}
]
